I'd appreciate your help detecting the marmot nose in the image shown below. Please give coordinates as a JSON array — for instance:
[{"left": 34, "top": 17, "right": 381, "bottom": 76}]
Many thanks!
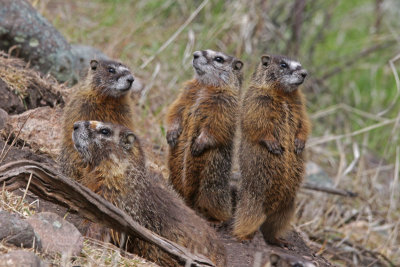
[
  {"left": 73, "top": 122, "right": 81, "bottom": 131},
  {"left": 300, "top": 69, "right": 308, "bottom": 78},
  {"left": 193, "top": 51, "right": 201, "bottom": 59},
  {"left": 127, "top": 75, "right": 135, "bottom": 85}
]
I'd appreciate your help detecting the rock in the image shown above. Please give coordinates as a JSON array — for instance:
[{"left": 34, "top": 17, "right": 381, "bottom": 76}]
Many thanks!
[
  {"left": 0, "top": 250, "right": 45, "bottom": 267},
  {"left": 0, "top": 0, "right": 77, "bottom": 84},
  {"left": 0, "top": 211, "right": 41, "bottom": 250},
  {"left": 70, "top": 44, "right": 109, "bottom": 79},
  {"left": 26, "top": 212, "right": 83, "bottom": 256},
  {"left": 4, "top": 106, "right": 63, "bottom": 158},
  {"left": 0, "top": 140, "right": 56, "bottom": 166},
  {"left": 305, "top": 161, "right": 333, "bottom": 187}
]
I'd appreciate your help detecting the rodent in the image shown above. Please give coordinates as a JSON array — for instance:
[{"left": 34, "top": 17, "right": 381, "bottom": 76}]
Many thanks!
[
  {"left": 58, "top": 59, "right": 137, "bottom": 181},
  {"left": 233, "top": 54, "right": 310, "bottom": 245},
  {"left": 72, "top": 120, "right": 226, "bottom": 267},
  {"left": 166, "top": 49, "right": 243, "bottom": 222}
]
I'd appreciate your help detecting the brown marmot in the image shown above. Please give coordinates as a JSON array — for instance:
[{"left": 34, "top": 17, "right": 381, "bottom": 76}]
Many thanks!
[
  {"left": 166, "top": 49, "right": 243, "bottom": 222},
  {"left": 233, "top": 55, "right": 310, "bottom": 245},
  {"left": 72, "top": 120, "right": 226, "bottom": 267},
  {"left": 58, "top": 59, "right": 136, "bottom": 181}
]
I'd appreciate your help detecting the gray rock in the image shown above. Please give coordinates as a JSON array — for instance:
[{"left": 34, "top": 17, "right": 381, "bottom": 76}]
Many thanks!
[
  {"left": 0, "top": 0, "right": 77, "bottom": 84},
  {"left": 305, "top": 161, "right": 333, "bottom": 187},
  {"left": 0, "top": 250, "right": 45, "bottom": 267},
  {"left": 26, "top": 212, "right": 83, "bottom": 256},
  {"left": 0, "top": 211, "right": 41, "bottom": 250},
  {"left": 70, "top": 44, "right": 109, "bottom": 79}
]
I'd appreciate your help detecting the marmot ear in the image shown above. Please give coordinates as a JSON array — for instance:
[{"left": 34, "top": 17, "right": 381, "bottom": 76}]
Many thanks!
[
  {"left": 122, "top": 132, "right": 136, "bottom": 150},
  {"left": 90, "top": 60, "right": 98, "bottom": 71},
  {"left": 261, "top": 55, "right": 270, "bottom": 66},
  {"left": 234, "top": 60, "right": 243, "bottom": 71}
]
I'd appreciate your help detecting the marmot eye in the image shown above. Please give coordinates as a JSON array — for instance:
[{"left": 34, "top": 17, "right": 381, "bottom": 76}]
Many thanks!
[
  {"left": 108, "top": 67, "right": 116, "bottom": 74},
  {"left": 280, "top": 62, "right": 288, "bottom": 68},
  {"left": 99, "top": 128, "right": 111, "bottom": 136},
  {"left": 214, "top": 56, "right": 224, "bottom": 63}
]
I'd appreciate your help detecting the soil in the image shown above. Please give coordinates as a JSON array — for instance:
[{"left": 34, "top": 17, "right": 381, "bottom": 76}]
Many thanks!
[{"left": 215, "top": 222, "right": 331, "bottom": 267}]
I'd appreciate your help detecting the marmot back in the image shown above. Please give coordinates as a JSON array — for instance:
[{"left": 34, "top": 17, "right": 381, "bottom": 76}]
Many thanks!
[
  {"left": 166, "top": 49, "right": 243, "bottom": 222},
  {"left": 58, "top": 59, "right": 137, "bottom": 181},
  {"left": 72, "top": 120, "right": 226, "bottom": 267},
  {"left": 233, "top": 55, "right": 310, "bottom": 245}
]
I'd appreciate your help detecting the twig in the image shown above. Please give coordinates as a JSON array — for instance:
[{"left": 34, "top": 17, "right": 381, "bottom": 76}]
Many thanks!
[
  {"left": 16, "top": 172, "right": 32, "bottom": 210},
  {"left": 377, "top": 53, "right": 400, "bottom": 116},
  {"left": 308, "top": 237, "right": 356, "bottom": 266},
  {"left": 330, "top": 237, "right": 396, "bottom": 267},
  {"left": 307, "top": 2, "right": 336, "bottom": 61},
  {"left": 288, "top": 0, "right": 306, "bottom": 57},
  {"left": 0, "top": 112, "right": 32, "bottom": 163},
  {"left": 139, "top": 63, "right": 160, "bottom": 105},
  {"left": 307, "top": 118, "right": 397, "bottom": 147},
  {"left": 302, "top": 182, "right": 357, "bottom": 197},
  {"left": 310, "top": 103, "right": 389, "bottom": 122},
  {"left": 0, "top": 131, "right": 13, "bottom": 160},
  {"left": 140, "top": 0, "right": 209, "bottom": 69},
  {"left": 388, "top": 146, "right": 399, "bottom": 220},
  {"left": 318, "top": 40, "right": 396, "bottom": 81}
]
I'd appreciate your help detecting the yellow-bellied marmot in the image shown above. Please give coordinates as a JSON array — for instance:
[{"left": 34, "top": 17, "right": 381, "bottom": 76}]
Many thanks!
[
  {"left": 58, "top": 59, "right": 137, "bottom": 181},
  {"left": 233, "top": 55, "right": 310, "bottom": 245},
  {"left": 166, "top": 49, "right": 243, "bottom": 222},
  {"left": 72, "top": 120, "right": 226, "bottom": 267}
]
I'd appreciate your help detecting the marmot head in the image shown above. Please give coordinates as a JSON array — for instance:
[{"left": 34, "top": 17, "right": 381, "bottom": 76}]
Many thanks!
[
  {"left": 192, "top": 49, "right": 244, "bottom": 87},
  {"left": 89, "top": 59, "right": 136, "bottom": 97},
  {"left": 72, "top": 120, "right": 144, "bottom": 170},
  {"left": 253, "top": 55, "right": 308, "bottom": 92}
]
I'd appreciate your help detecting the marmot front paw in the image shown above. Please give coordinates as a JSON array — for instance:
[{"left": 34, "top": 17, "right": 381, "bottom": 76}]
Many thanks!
[{"left": 260, "top": 139, "right": 284, "bottom": 155}]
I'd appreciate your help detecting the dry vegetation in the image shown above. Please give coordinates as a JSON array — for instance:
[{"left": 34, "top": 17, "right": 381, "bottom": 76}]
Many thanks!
[
  {"left": 0, "top": 187, "right": 159, "bottom": 267},
  {"left": 1, "top": 0, "right": 399, "bottom": 266}
]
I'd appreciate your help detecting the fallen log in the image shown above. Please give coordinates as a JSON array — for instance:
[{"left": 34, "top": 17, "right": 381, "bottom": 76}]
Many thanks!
[{"left": 0, "top": 160, "right": 215, "bottom": 267}]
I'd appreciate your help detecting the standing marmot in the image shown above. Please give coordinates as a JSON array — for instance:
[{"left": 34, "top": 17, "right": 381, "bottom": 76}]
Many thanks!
[
  {"left": 233, "top": 55, "right": 310, "bottom": 245},
  {"left": 72, "top": 120, "right": 226, "bottom": 267},
  {"left": 58, "top": 59, "right": 136, "bottom": 181},
  {"left": 166, "top": 49, "right": 243, "bottom": 222}
]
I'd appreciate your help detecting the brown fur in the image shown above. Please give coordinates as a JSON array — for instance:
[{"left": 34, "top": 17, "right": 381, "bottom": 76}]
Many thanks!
[
  {"left": 166, "top": 50, "right": 243, "bottom": 222},
  {"left": 58, "top": 59, "right": 136, "bottom": 181},
  {"left": 72, "top": 121, "right": 226, "bottom": 267},
  {"left": 233, "top": 55, "right": 311, "bottom": 244}
]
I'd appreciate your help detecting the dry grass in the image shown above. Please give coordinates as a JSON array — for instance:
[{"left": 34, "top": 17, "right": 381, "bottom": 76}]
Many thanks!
[
  {"left": 0, "top": 51, "right": 62, "bottom": 100},
  {"left": 0, "top": 187, "right": 159, "bottom": 267},
  {"left": 5, "top": 0, "right": 398, "bottom": 266},
  {"left": 0, "top": 185, "right": 36, "bottom": 218},
  {"left": 50, "top": 238, "right": 160, "bottom": 267}
]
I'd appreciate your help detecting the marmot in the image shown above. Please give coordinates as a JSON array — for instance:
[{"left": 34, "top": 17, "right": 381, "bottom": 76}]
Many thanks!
[
  {"left": 58, "top": 59, "right": 136, "bottom": 181},
  {"left": 72, "top": 120, "right": 226, "bottom": 267},
  {"left": 166, "top": 49, "right": 243, "bottom": 222},
  {"left": 233, "top": 55, "right": 310, "bottom": 245}
]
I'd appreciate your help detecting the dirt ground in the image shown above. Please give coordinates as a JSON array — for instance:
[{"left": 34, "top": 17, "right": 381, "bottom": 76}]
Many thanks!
[{"left": 215, "top": 223, "right": 331, "bottom": 267}]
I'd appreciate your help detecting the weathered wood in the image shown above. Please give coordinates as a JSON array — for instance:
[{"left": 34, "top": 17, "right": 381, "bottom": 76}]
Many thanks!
[{"left": 0, "top": 160, "right": 215, "bottom": 267}]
